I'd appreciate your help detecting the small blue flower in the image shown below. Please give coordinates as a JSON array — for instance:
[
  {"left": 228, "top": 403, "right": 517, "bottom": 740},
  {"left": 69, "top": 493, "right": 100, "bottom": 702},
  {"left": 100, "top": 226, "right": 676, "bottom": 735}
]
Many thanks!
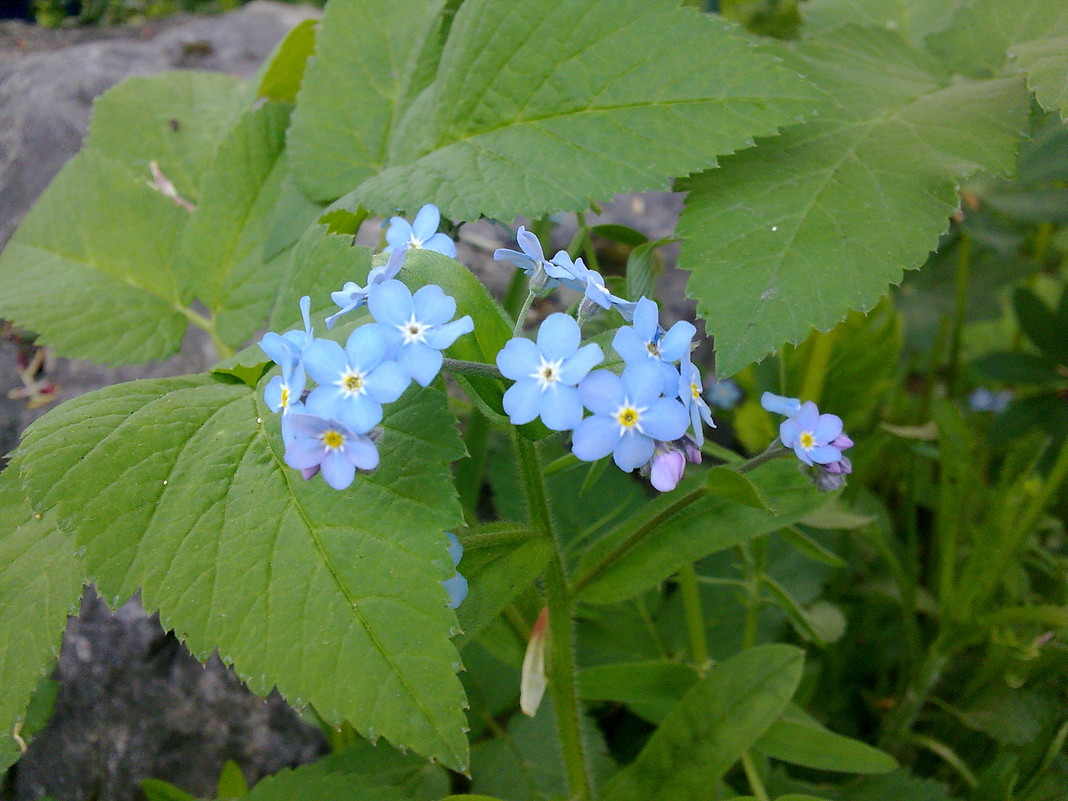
[
  {"left": 612, "top": 297, "right": 695, "bottom": 396},
  {"left": 326, "top": 247, "right": 407, "bottom": 329},
  {"left": 302, "top": 325, "right": 410, "bottom": 433},
  {"left": 284, "top": 413, "right": 379, "bottom": 490},
  {"left": 496, "top": 313, "right": 604, "bottom": 431},
  {"left": 384, "top": 204, "right": 456, "bottom": 258},
  {"left": 969, "top": 388, "right": 1013, "bottom": 413},
  {"left": 494, "top": 226, "right": 558, "bottom": 292},
  {"left": 572, "top": 361, "right": 689, "bottom": 471},
  {"left": 778, "top": 401, "right": 845, "bottom": 466},
  {"left": 760, "top": 392, "right": 802, "bottom": 418},
  {"left": 368, "top": 279, "right": 474, "bottom": 387},
  {"left": 706, "top": 378, "right": 743, "bottom": 410},
  {"left": 545, "top": 251, "right": 619, "bottom": 313},
  {"left": 442, "top": 532, "right": 468, "bottom": 609},
  {"left": 678, "top": 348, "right": 715, "bottom": 446},
  {"left": 259, "top": 296, "right": 314, "bottom": 417}
]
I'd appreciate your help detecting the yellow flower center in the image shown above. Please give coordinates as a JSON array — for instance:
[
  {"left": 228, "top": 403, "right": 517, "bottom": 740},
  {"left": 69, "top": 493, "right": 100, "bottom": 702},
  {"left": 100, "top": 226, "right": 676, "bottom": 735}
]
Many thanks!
[
  {"left": 280, "top": 387, "right": 290, "bottom": 408},
  {"left": 799, "top": 431, "right": 815, "bottom": 450},
  {"left": 322, "top": 430, "right": 344, "bottom": 449},
  {"left": 690, "top": 382, "right": 700, "bottom": 399},
  {"left": 617, "top": 407, "right": 639, "bottom": 428},
  {"left": 344, "top": 374, "right": 364, "bottom": 392},
  {"left": 646, "top": 342, "right": 660, "bottom": 358}
]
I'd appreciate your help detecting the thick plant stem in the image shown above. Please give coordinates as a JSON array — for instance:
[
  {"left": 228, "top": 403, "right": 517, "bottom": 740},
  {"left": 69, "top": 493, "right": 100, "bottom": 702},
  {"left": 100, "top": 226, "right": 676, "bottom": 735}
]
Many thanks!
[
  {"left": 512, "top": 432, "right": 594, "bottom": 801},
  {"left": 678, "top": 563, "right": 709, "bottom": 671}
]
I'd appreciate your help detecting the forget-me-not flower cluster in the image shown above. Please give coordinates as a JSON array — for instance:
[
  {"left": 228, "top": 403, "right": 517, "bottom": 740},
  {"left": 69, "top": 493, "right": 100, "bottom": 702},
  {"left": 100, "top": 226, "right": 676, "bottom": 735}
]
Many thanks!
[{"left": 761, "top": 392, "right": 855, "bottom": 489}]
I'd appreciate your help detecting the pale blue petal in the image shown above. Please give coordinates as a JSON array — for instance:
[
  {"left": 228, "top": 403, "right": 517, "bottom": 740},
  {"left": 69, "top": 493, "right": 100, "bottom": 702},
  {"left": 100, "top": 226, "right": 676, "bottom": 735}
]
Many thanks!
[
  {"left": 413, "top": 283, "right": 456, "bottom": 325},
  {"left": 365, "top": 360, "right": 410, "bottom": 404},
  {"left": 494, "top": 247, "right": 536, "bottom": 274},
  {"left": 337, "top": 395, "right": 383, "bottom": 434},
  {"left": 539, "top": 385, "right": 583, "bottom": 431},
  {"left": 497, "top": 337, "right": 542, "bottom": 380},
  {"left": 614, "top": 430, "right": 654, "bottom": 471},
  {"left": 761, "top": 392, "right": 801, "bottom": 417},
  {"left": 422, "top": 232, "right": 456, "bottom": 258},
  {"left": 443, "top": 573, "right": 468, "bottom": 609},
  {"left": 385, "top": 217, "right": 411, "bottom": 251},
  {"left": 641, "top": 398, "right": 689, "bottom": 441},
  {"left": 622, "top": 361, "right": 665, "bottom": 408},
  {"left": 572, "top": 415, "right": 619, "bottom": 462},
  {"left": 658, "top": 321, "right": 696, "bottom": 362},
  {"left": 264, "top": 376, "right": 285, "bottom": 413},
  {"left": 559, "top": 343, "right": 603, "bottom": 385},
  {"left": 411, "top": 204, "right": 441, "bottom": 241},
  {"left": 259, "top": 332, "right": 299, "bottom": 369},
  {"left": 795, "top": 402, "right": 820, "bottom": 430},
  {"left": 516, "top": 226, "right": 543, "bottom": 261},
  {"left": 345, "top": 435, "right": 380, "bottom": 471},
  {"left": 446, "top": 532, "right": 463, "bottom": 566},
  {"left": 286, "top": 413, "right": 331, "bottom": 438},
  {"left": 345, "top": 324, "right": 387, "bottom": 371},
  {"left": 612, "top": 326, "right": 649, "bottom": 364},
  {"left": 285, "top": 438, "right": 324, "bottom": 471},
  {"left": 537, "top": 313, "right": 580, "bottom": 361},
  {"left": 809, "top": 444, "right": 842, "bottom": 465},
  {"left": 303, "top": 339, "right": 346, "bottom": 385},
  {"left": 632, "top": 297, "right": 660, "bottom": 340},
  {"left": 813, "top": 413, "right": 843, "bottom": 443},
  {"left": 503, "top": 380, "right": 542, "bottom": 425},
  {"left": 381, "top": 245, "right": 406, "bottom": 279},
  {"left": 403, "top": 342, "right": 443, "bottom": 386},
  {"left": 321, "top": 450, "right": 356, "bottom": 490},
  {"left": 579, "top": 370, "right": 624, "bottom": 416},
  {"left": 424, "top": 316, "right": 474, "bottom": 350},
  {"left": 780, "top": 418, "right": 802, "bottom": 448},
  {"left": 368, "top": 279, "right": 413, "bottom": 326}
]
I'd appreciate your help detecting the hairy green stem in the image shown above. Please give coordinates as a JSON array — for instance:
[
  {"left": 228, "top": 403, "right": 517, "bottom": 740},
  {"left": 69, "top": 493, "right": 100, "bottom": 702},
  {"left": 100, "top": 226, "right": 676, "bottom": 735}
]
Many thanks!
[
  {"left": 441, "top": 357, "right": 504, "bottom": 379},
  {"left": 513, "top": 432, "right": 594, "bottom": 800},
  {"left": 738, "top": 441, "right": 788, "bottom": 473},
  {"left": 678, "top": 563, "right": 709, "bottom": 671},
  {"left": 947, "top": 231, "right": 971, "bottom": 397},
  {"left": 514, "top": 290, "right": 537, "bottom": 338},
  {"left": 740, "top": 751, "right": 771, "bottom": 801}
]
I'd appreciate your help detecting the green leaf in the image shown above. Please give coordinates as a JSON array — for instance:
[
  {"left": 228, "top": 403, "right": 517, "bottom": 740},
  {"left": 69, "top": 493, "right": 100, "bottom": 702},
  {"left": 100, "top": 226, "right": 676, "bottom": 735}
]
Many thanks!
[
  {"left": 1009, "top": 36, "right": 1068, "bottom": 120},
  {"left": 624, "top": 238, "right": 672, "bottom": 305},
  {"left": 257, "top": 19, "right": 318, "bottom": 103},
  {"left": 0, "top": 465, "right": 82, "bottom": 772},
  {"left": 18, "top": 376, "right": 470, "bottom": 769},
  {"left": 705, "top": 466, "right": 772, "bottom": 510},
  {"left": 970, "top": 352, "right": 1061, "bottom": 385},
  {"left": 801, "top": 0, "right": 963, "bottom": 43},
  {"left": 678, "top": 26, "right": 1029, "bottom": 375},
  {"left": 927, "top": 0, "right": 1068, "bottom": 78},
  {"left": 298, "top": 0, "right": 820, "bottom": 218},
  {"left": 289, "top": 0, "right": 449, "bottom": 202},
  {"left": 592, "top": 224, "right": 649, "bottom": 248},
  {"left": 842, "top": 770, "right": 952, "bottom": 801},
  {"left": 217, "top": 760, "right": 249, "bottom": 798},
  {"left": 1013, "top": 287, "right": 1068, "bottom": 364},
  {"left": 180, "top": 102, "right": 293, "bottom": 345},
  {"left": 86, "top": 72, "right": 247, "bottom": 202},
  {"left": 470, "top": 699, "right": 616, "bottom": 801},
  {"left": 573, "top": 459, "right": 826, "bottom": 605},
  {"left": 0, "top": 72, "right": 249, "bottom": 365},
  {"left": 454, "top": 536, "right": 552, "bottom": 649},
  {"left": 142, "top": 779, "right": 199, "bottom": 801},
  {"left": 578, "top": 661, "right": 700, "bottom": 704},
  {"left": 778, "top": 527, "right": 846, "bottom": 567},
  {"left": 602, "top": 645, "right": 804, "bottom": 801},
  {"left": 755, "top": 706, "right": 897, "bottom": 774}
]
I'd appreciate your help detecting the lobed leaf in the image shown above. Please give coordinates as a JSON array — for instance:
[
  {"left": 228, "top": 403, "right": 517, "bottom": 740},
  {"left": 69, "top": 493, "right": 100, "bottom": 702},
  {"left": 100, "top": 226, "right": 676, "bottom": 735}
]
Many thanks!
[
  {"left": 293, "top": 0, "right": 821, "bottom": 219},
  {"left": 18, "top": 375, "right": 471, "bottom": 769},
  {"left": 256, "top": 19, "right": 318, "bottom": 104},
  {"left": 601, "top": 645, "right": 804, "bottom": 801},
  {"left": 1008, "top": 36, "right": 1068, "bottom": 121},
  {"left": 678, "top": 26, "right": 1029, "bottom": 375}
]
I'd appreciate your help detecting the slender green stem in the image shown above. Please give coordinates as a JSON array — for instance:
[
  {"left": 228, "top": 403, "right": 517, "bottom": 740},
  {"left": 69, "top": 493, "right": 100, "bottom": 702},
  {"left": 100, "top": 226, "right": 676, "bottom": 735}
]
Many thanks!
[
  {"left": 740, "top": 540, "right": 766, "bottom": 650},
  {"left": 512, "top": 432, "right": 594, "bottom": 800},
  {"left": 178, "top": 305, "right": 234, "bottom": 361},
  {"left": 460, "top": 526, "right": 538, "bottom": 551},
  {"left": 799, "top": 331, "right": 833, "bottom": 405},
  {"left": 946, "top": 231, "right": 971, "bottom": 397},
  {"left": 575, "top": 211, "right": 601, "bottom": 273},
  {"left": 678, "top": 563, "right": 709, "bottom": 671},
  {"left": 906, "top": 734, "right": 978, "bottom": 788},
  {"left": 737, "top": 441, "right": 788, "bottom": 473},
  {"left": 740, "top": 752, "right": 771, "bottom": 801},
  {"left": 514, "top": 290, "right": 537, "bottom": 338},
  {"left": 441, "top": 357, "right": 504, "bottom": 379}
]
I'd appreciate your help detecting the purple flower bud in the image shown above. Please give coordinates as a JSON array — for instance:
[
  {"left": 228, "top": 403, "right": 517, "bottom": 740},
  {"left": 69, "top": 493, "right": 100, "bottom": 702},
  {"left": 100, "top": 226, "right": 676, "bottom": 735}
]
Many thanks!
[{"left": 650, "top": 450, "right": 686, "bottom": 492}]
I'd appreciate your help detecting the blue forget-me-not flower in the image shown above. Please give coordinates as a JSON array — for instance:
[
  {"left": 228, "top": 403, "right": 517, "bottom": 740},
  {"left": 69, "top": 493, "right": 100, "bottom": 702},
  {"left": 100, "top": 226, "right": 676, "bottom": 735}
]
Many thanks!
[
  {"left": 496, "top": 313, "right": 604, "bottom": 431},
  {"left": 612, "top": 297, "right": 695, "bottom": 396},
  {"left": 679, "top": 348, "right": 715, "bottom": 446},
  {"left": 326, "top": 246, "right": 407, "bottom": 329},
  {"left": 384, "top": 204, "right": 456, "bottom": 258},
  {"left": 283, "top": 413, "right": 379, "bottom": 490},
  {"left": 494, "top": 226, "right": 558, "bottom": 293}
]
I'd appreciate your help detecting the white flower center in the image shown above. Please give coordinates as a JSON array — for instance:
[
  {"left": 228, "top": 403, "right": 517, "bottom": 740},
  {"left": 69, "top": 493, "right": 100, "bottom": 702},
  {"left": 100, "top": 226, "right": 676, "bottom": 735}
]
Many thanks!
[
  {"left": 614, "top": 400, "right": 647, "bottom": 435},
  {"left": 408, "top": 233, "right": 424, "bottom": 249},
  {"left": 396, "top": 313, "right": 431, "bottom": 345},
  {"left": 530, "top": 357, "right": 564, "bottom": 392},
  {"left": 336, "top": 368, "right": 367, "bottom": 397}
]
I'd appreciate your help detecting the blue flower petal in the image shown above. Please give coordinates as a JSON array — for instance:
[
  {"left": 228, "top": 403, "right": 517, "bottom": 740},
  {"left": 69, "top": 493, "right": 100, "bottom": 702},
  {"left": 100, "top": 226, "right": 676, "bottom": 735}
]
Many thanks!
[
  {"left": 336, "top": 394, "right": 383, "bottom": 434},
  {"left": 365, "top": 360, "right": 410, "bottom": 404},
  {"left": 303, "top": 339, "right": 347, "bottom": 385},
  {"left": 443, "top": 572, "right": 468, "bottom": 609},
  {"left": 658, "top": 321, "right": 696, "bottom": 362},
  {"left": 813, "top": 413, "right": 843, "bottom": 443},
  {"left": 631, "top": 297, "right": 660, "bottom": 340},
  {"left": 539, "top": 385, "right": 583, "bottom": 431},
  {"left": 413, "top": 284, "right": 457, "bottom": 326},
  {"left": 808, "top": 444, "right": 843, "bottom": 465},
  {"left": 640, "top": 398, "right": 689, "bottom": 442},
  {"left": 503, "top": 379, "right": 542, "bottom": 425},
  {"left": 516, "top": 226, "right": 544, "bottom": 261},
  {"left": 572, "top": 415, "right": 620, "bottom": 462},
  {"left": 536, "top": 313, "right": 580, "bottom": 361},
  {"left": 445, "top": 532, "right": 463, "bottom": 566},
  {"left": 614, "top": 430, "right": 654, "bottom": 471},
  {"left": 345, "top": 435, "right": 380, "bottom": 471},
  {"left": 761, "top": 392, "right": 801, "bottom": 417},
  {"left": 285, "top": 437, "right": 324, "bottom": 471},
  {"left": 621, "top": 361, "right": 665, "bottom": 408},
  {"left": 368, "top": 279, "right": 413, "bottom": 327},
  {"left": 780, "top": 418, "right": 802, "bottom": 448},
  {"left": 579, "top": 370, "right": 624, "bottom": 416},
  {"left": 385, "top": 217, "right": 412, "bottom": 252},
  {"left": 402, "top": 342, "right": 443, "bottom": 387},
  {"left": 494, "top": 247, "right": 536, "bottom": 274},
  {"left": 345, "top": 324, "right": 387, "bottom": 370},
  {"left": 559, "top": 343, "right": 603, "bottom": 385},
  {"left": 612, "top": 326, "right": 649, "bottom": 364},
  {"left": 264, "top": 375, "right": 285, "bottom": 412},
  {"left": 321, "top": 449, "right": 356, "bottom": 490},
  {"left": 411, "top": 204, "right": 441, "bottom": 241},
  {"left": 424, "top": 315, "right": 474, "bottom": 350},
  {"left": 497, "top": 337, "right": 542, "bottom": 380},
  {"left": 422, "top": 232, "right": 456, "bottom": 258}
]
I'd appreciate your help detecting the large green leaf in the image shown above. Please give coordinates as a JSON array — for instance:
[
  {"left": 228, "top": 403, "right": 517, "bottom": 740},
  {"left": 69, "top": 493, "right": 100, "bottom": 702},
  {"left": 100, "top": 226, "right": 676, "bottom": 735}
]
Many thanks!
[
  {"left": 801, "top": 0, "right": 963, "bottom": 43},
  {"left": 0, "top": 72, "right": 248, "bottom": 365},
  {"left": 926, "top": 0, "right": 1068, "bottom": 78},
  {"left": 293, "top": 0, "right": 820, "bottom": 218},
  {"left": 573, "top": 460, "right": 826, "bottom": 605},
  {"left": 678, "top": 26, "right": 1028, "bottom": 375},
  {"left": 0, "top": 466, "right": 82, "bottom": 771},
  {"left": 755, "top": 706, "right": 897, "bottom": 774},
  {"left": 602, "top": 645, "right": 804, "bottom": 801},
  {"left": 1009, "top": 36, "right": 1068, "bottom": 121},
  {"left": 288, "top": 0, "right": 449, "bottom": 202},
  {"left": 18, "top": 375, "right": 471, "bottom": 769},
  {"left": 180, "top": 102, "right": 293, "bottom": 346},
  {"left": 256, "top": 19, "right": 318, "bottom": 104}
]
